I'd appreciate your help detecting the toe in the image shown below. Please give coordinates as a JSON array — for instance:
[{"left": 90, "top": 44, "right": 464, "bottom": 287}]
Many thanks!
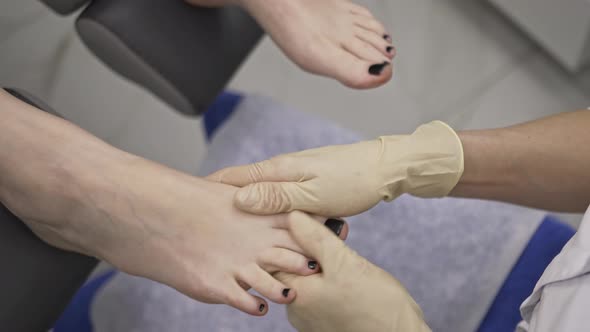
[
  {"left": 346, "top": 2, "right": 374, "bottom": 18},
  {"left": 279, "top": 28, "right": 392, "bottom": 89},
  {"left": 277, "top": 214, "right": 349, "bottom": 241},
  {"left": 272, "top": 229, "right": 304, "bottom": 253},
  {"left": 342, "top": 37, "right": 390, "bottom": 64},
  {"left": 239, "top": 265, "right": 297, "bottom": 304},
  {"left": 352, "top": 61, "right": 393, "bottom": 89},
  {"left": 258, "top": 248, "right": 318, "bottom": 276},
  {"left": 354, "top": 15, "right": 388, "bottom": 38},
  {"left": 223, "top": 280, "right": 269, "bottom": 316},
  {"left": 354, "top": 27, "right": 395, "bottom": 59},
  {"left": 328, "top": 47, "right": 392, "bottom": 89},
  {"left": 345, "top": 2, "right": 391, "bottom": 43},
  {"left": 339, "top": 221, "right": 350, "bottom": 241},
  {"left": 310, "top": 216, "right": 349, "bottom": 241}
]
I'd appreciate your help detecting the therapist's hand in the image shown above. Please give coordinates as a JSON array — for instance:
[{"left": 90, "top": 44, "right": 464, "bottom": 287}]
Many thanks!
[
  {"left": 276, "top": 212, "right": 431, "bottom": 332},
  {"left": 207, "top": 121, "right": 463, "bottom": 217}
]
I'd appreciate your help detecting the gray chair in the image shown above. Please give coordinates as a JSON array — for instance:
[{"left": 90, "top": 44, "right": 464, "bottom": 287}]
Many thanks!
[
  {"left": 42, "top": 0, "right": 263, "bottom": 115},
  {"left": 1, "top": 1, "right": 263, "bottom": 330}
]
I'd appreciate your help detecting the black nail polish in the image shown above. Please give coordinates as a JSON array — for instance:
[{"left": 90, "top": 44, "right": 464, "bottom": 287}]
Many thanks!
[
  {"left": 386, "top": 46, "right": 394, "bottom": 53},
  {"left": 308, "top": 261, "right": 318, "bottom": 270},
  {"left": 383, "top": 34, "right": 390, "bottom": 40},
  {"left": 282, "top": 288, "right": 291, "bottom": 298},
  {"left": 259, "top": 304, "right": 265, "bottom": 312},
  {"left": 368, "top": 62, "right": 390, "bottom": 76},
  {"left": 325, "top": 219, "right": 344, "bottom": 236}
]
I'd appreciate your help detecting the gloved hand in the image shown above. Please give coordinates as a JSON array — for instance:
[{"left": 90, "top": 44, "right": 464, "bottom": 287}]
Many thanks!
[
  {"left": 276, "top": 211, "right": 431, "bottom": 332},
  {"left": 207, "top": 121, "right": 463, "bottom": 217}
]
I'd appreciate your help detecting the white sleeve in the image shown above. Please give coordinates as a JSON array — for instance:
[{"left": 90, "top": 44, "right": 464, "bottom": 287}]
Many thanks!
[{"left": 526, "top": 273, "right": 590, "bottom": 332}]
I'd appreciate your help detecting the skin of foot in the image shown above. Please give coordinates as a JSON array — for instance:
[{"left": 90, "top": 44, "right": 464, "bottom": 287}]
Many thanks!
[
  {"left": 0, "top": 90, "right": 348, "bottom": 316},
  {"left": 276, "top": 212, "right": 431, "bottom": 332},
  {"left": 186, "top": 0, "right": 395, "bottom": 89}
]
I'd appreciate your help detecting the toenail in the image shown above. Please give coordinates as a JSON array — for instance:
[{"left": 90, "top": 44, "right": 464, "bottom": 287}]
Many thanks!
[
  {"left": 368, "top": 62, "right": 390, "bottom": 76},
  {"left": 282, "top": 288, "right": 291, "bottom": 298},
  {"left": 386, "top": 46, "right": 394, "bottom": 53},
  {"left": 325, "top": 219, "right": 344, "bottom": 236},
  {"left": 383, "top": 34, "right": 390, "bottom": 40},
  {"left": 308, "top": 261, "right": 318, "bottom": 269},
  {"left": 259, "top": 304, "right": 265, "bottom": 312}
]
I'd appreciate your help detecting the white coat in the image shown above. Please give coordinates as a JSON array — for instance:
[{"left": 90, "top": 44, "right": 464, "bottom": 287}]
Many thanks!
[{"left": 518, "top": 206, "right": 590, "bottom": 332}]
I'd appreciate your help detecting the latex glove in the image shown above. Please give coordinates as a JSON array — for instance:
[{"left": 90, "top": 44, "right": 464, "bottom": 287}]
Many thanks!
[
  {"left": 276, "top": 211, "right": 431, "bottom": 332},
  {"left": 207, "top": 121, "right": 463, "bottom": 217}
]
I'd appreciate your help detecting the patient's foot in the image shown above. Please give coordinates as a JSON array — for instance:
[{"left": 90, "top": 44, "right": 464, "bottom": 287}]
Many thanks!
[{"left": 187, "top": 0, "right": 394, "bottom": 89}]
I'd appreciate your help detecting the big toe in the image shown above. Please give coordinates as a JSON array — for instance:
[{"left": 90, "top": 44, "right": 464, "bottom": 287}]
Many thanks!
[{"left": 337, "top": 55, "right": 393, "bottom": 89}]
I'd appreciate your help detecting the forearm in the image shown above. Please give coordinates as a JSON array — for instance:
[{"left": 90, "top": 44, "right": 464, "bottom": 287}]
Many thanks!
[{"left": 451, "top": 110, "right": 590, "bottom": 213}]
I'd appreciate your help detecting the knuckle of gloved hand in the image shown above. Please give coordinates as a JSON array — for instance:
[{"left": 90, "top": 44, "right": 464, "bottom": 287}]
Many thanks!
[
  {"left": 248, "top": 161, "right": 268, "bottom": 182},
  {"left": 258, "top": 183, "right": 291, "bottom": 212}
]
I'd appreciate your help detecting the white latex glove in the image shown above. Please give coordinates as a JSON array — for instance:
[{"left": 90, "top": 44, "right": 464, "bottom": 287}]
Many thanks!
[
  {"left": 276, "top": 211, "right": 431, "bottom": 332},
  {"left": 207, "top": 121, "right": 463, "bottom": 217}
]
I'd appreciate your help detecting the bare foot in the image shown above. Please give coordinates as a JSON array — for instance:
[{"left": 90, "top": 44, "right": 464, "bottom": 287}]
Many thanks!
[
  {"left": 187, "top": 0, "right": 394, "bottom": 89},
  {"left": 16, "top": 148, "right": 348, "bottom": 316},
  {"left": 92, "top": 171, "right": 348, "bottom": 316}
]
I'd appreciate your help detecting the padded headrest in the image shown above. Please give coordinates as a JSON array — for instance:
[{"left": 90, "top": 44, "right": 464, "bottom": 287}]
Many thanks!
[
  {"left": 76, "top": 0, "right": 263, "bottom": 115},
  {"left": 40, "top": 0, "right": 89, "bottom": 15}
]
